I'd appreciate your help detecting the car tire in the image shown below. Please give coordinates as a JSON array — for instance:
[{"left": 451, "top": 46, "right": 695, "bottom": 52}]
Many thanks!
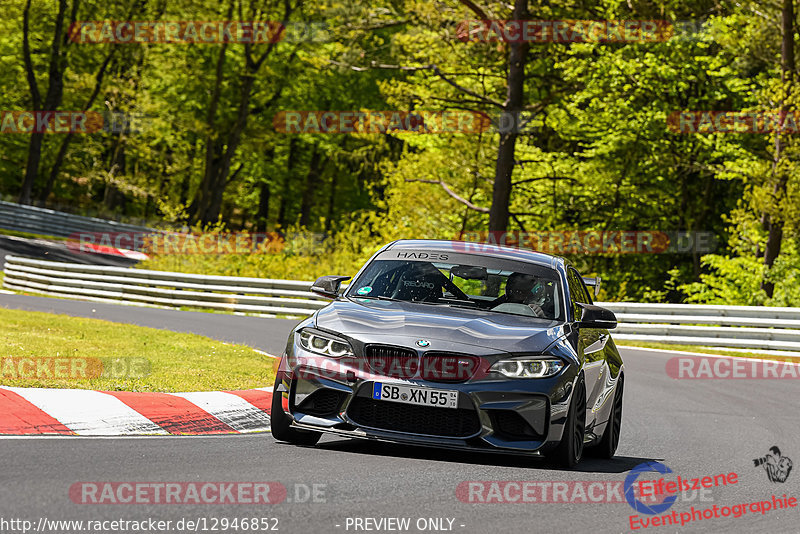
[
  {"left": 270, "top": 376, "right": 322, "bottom": 446},
  {"left": 548, "top": 374, "right": 586, "bottom": 469},
  {"left": 588, "top": 374, "right": 623, "bottom": 459}
]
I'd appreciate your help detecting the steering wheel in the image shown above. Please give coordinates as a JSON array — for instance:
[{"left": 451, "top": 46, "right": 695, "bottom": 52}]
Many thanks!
[
  {"left": 490, "top": 302, "right": 546, "bottom": 318},
  {"left": 527, "top": 303, "right": 546, "bottom": 318}
]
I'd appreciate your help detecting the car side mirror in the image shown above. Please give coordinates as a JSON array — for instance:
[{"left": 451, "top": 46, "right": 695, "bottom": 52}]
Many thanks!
[
  {"left": 576, "top": 302, "right": 617, "bottom": 330},
  {"left": 310, "top": 275, "right": 350, "bottom": 299}
]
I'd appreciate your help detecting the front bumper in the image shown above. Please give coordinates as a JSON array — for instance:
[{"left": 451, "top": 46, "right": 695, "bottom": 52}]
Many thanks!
[{"left": 276, "top": 350, "right": 577, "bottom": 455}]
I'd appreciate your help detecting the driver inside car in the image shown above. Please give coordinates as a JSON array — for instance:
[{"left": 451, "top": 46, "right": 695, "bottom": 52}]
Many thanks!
[
  {"left": 491, "top": 272, "right": 546, "bottom": 317},
  {"left": 392, "top": 264, "right": 445, "bottom": 301}
]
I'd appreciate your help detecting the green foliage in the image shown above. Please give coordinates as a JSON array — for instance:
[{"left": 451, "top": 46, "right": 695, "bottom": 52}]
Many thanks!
[
  {"left": 2, "top": 0, "right": 800, "bottom": 304},
  {"left": 139, "top": 222, "right": 385, "bottom": 280}
]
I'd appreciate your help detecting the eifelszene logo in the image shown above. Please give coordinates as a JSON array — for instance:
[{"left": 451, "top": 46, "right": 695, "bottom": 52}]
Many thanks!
[
  {"left": 753, "top": 446, "right": 793, "bottom": 483},
  {"left": 624, "top": 462, "right": 678, "bottom": 515}
]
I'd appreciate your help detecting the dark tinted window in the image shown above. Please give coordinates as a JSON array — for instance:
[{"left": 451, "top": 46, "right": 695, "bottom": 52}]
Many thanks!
[
  {"left": 567, "top": 267, "right": 591, "bottom": 321},
  {"left": 347, "top": 253, "right": 565, "bottom": 320}
]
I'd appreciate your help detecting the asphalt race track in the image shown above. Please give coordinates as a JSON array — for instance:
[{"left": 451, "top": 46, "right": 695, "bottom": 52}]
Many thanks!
[{"left": 1, "top": 293, "right": 798, "bottom": 533}]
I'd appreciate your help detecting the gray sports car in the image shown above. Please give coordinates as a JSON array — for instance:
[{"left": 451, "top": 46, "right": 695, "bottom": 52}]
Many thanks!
[{"left": 270, "top": 239, "right": 624, "bottom": 467}]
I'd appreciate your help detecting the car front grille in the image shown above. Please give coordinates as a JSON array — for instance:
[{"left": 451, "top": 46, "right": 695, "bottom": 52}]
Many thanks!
[
  {"left": 364, "top": 346, "right": 482, "bottom": 382},
  {"left": 346, "top": 397, "right": 481, "bottom": 438},
  {"left": 365, "top": 345, "right": 419, "bottom": 379},
  {"left": 420, "top": 352, "right": 480, "bottom": 382}
]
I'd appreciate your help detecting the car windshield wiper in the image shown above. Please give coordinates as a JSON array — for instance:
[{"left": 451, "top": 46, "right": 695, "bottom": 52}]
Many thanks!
[
  {"left": 411, "top": 298, "right": 480, "bottom": 308},
  {"left": 439, "top": 297, "right": 478, "bottom": 306},
  {"left": 347, "top": 294, "right": 401, "bottom": 302},
  {"left": 431, "top": 300, "right": 545, "bottom": 317}
]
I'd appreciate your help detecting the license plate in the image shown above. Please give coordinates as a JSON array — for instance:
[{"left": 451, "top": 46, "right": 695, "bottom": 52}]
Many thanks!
[{"left": 372, "top": 382, "right": 458, "bottom": 409}]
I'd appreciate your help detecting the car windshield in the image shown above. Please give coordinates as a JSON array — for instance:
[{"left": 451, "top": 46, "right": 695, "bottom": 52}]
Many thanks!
[{"left": 346, "top": 251, "right": 564, "bottom": 320}]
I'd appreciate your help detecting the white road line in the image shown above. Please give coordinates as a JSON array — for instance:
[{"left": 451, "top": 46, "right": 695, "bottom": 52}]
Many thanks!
[
  {"left": 169, "top": 391, "right": 271, "bottom": 432},
  {"left": 1, "top": 387, "right": 168, "bottom": 435}
]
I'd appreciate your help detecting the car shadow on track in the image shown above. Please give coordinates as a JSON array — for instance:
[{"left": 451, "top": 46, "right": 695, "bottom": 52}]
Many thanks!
[{"left": 312, "top": 438, "right": 661, "bottom": 473}]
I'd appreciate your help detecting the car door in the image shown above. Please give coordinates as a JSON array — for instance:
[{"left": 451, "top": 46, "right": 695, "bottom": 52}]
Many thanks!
[{"left": 566, "top": 268, "right": 606, "bottom": 419}]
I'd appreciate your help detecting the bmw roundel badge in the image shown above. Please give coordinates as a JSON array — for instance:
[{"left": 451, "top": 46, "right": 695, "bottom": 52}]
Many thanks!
[{"left": 416, "top": 339, "right": 430, "bottom": 347}]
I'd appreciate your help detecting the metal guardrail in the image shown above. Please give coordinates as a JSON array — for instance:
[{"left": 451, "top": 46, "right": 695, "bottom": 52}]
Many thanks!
[
  {"left": 2, "top": 255, "right": 328, "bottom": 316},
  {"left": 0, "top": 200, "right": 157, "bottom": 239},
  {"left": 3, "top": 255, "right": 800, "bottom": 350},
  {"left": 596, "top": 302, "right": 800, "bottom": 352}
]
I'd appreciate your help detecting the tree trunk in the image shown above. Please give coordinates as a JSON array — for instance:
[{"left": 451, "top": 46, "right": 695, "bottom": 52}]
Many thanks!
[
  {"left": 19, "top": 0, "right": 70, "bottom": 204},
  {"left": 488, "top": 0, "right": 528, "bottom": 233},
  {"left": 189, "top": 33, "right": 230, "bottom": 224},
  {"left": 190, "top": 0, "right": 296, "bottom": 226},
  {"left": 39, "top": 47, "right": 116, "bottom": 206},
  {"left": 299, "top": 146, "right": 323, "bottom": 228},
  {"left": 325, "top": 171, "right": 339, "bottom": 233},
  {"left": 256, "top": 182, "right": 271, "bottom": 232},
  {"left": 761, "top": 0, "right": 794, "bottom": 298},
  {"left": 279, "top": 138, "right": 300, "bottom": 228}
]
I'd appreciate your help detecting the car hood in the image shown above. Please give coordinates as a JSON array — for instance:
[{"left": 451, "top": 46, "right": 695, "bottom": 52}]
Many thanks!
[{"left": 314, "top": 298, "right": 566, "bottom": 355}]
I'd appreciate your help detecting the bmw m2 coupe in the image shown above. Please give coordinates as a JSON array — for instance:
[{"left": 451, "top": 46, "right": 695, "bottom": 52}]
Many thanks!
[{"left": 271, "top": 239, "right": 624, "bottom": 467}]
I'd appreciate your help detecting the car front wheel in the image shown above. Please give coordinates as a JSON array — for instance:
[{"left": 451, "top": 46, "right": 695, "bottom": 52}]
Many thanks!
[
  {"left": 588, "top": 374, "right": 623, "bottom": 459},
  {"left": 548, "top": 374, "right": 586, "bottom": 469},
  {"left": 270, "top": 376, "right": 322, "bottom": 446}
]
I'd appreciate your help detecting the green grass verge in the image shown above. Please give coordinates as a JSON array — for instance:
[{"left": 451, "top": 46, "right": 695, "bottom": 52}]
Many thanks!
[
  {"left": 0, "top": 227, "right": 68, "bottom": 241},
  {"left": 615, "top": 340, "right": 800, "bottom": 363},
  {"left": 0, "top": 307, "right": 277, "bottom": 391}
]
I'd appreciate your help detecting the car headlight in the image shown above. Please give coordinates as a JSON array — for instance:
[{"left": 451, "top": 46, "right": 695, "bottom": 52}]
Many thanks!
[
  {"left": 298, "top": 329, "right": 354, "bottom": 358},
  {"left": 490, "top": 358, "right": 564, "bottom": 378}
]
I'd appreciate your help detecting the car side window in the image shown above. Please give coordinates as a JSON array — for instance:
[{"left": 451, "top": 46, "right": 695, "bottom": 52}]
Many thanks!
[
  {"left": 567, "top": 268, "right": 589, "bottom": 321},
  {"left": 578, "top": 276, "right": 594, "bottom": 305}
]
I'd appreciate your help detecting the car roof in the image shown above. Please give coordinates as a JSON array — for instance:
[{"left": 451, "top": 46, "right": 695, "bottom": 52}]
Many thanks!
[{"left": 384, "top": 239, "right": 564, "bottom": 270}]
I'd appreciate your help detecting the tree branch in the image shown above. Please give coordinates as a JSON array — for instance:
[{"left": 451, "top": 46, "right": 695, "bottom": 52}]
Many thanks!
[
  {"left": 325, "top": 60, "right": 504, "bottom": 107},
  {"left": 405, "top": 178, "right": 490, "bottom": 212},
  {"left": 512, "top": 176, "right": 575, "bottom": 186},
  {"left": 456, "top": 0, "right": 489, "bottom": 20},
  {"left": 429, "top": 64, "right": 504, "bottom": 107}
]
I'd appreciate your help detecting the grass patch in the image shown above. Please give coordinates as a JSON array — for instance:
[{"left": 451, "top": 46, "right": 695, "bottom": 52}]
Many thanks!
[
  {"left": 0, "top": 307, "right": 277, "bottom": 391},
  {"left": 0, "top": 228, "right": 68, "bottom": 241},
  {"left": 615, "top": 340, "right": 800, "bottom": 363}
]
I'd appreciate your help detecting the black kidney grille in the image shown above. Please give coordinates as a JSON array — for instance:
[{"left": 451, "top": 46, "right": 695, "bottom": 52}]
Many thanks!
[
  {"left": 420, "top": 352, "right": 480, "bottom": 382},
  {"left": 365, "top": 345, "right": 419, "bottom": 378}
]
